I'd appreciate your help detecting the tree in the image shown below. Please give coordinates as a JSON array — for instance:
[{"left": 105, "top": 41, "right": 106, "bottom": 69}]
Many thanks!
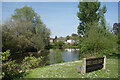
[
  {"left": 2, "top": 6, "right": 50, "bottom": 53},
  {"left": 71, "top": 33, "right": 79, "bottom": 46},
  {"left": 33, "top": 24, "right": 50, "bottom": 50},
  {"left": 12, "top": 6, "right": 42, "bottom": 28},
  {"left": 77, "top": 0, "right": 107, "bottom": 37},
  {"left": 113, "top": 23, "right": 120, "bottom": 35},
  {"left": 12, "top": 6, "right": 50, "bottom": 51},
  {"left": 65, "top": 35, "right": 70, "bottom": 41},
  {"left": 53, "top": 36, "right": 57, "bottom": 43},
  {"left": 113, "top": 23, "right": 120, "bottom": 51},
  {"left": 55, "top": 41, "right": 64, "bottom": 49},
  {"left": 80, "top": 22, "right": 118, "bottom": 55},
  {"left": 98, "top": 5, "right": 107, "bottom": 30},
  {"left": 2, "top": 20, "right": 34, "bottom": 53},
  {"left": 55, "top": 36, "right": 57, "bottom": 39}
]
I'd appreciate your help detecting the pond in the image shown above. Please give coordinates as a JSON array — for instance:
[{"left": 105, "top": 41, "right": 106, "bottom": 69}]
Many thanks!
[
  {"left": 62, "top": 48, "right": 80, "bottom": 62},
  {"left": 49, "top": 49, "right": 79, "bottom": 64},
  {"left": 10, "top": 49, "right": 80, "bottom": 65}
]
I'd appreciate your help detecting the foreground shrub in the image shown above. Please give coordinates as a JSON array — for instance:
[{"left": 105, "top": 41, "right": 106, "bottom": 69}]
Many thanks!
[
  {"left": 2, "top": 50, "right": 44, "bottom": 79},
  {"left": 2, "top": 50, "right": 10, "bottom": 62},
  {"left": 3, "top": 60, "right": 20, "bottom": 79},
  {"left": 21, "top": 54, "right": 44, "bottom": 72},
  {"left": 1, "top": 50, "right": 11, "bottom": 79}
]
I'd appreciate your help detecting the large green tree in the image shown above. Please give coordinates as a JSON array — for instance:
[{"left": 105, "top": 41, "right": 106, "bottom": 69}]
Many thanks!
[
  {"left": 2, "top": 6, "right": 50, "bottom": 53},
  {"left": 2, "top": 20, "right": 35, "bottom": 53},
  {"left": 80, "top": 22, "right": 118, "bottom": 55},
  {"left": 12, "top": 6, "right": 42, "bottom": 27},
  {"left": 77, "top": 0, "right": 106, "bottom": 37}
]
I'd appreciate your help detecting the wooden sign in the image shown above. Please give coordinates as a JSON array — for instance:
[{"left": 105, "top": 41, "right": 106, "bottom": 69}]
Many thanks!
[{"left": 80, "top": 56, "right": 106, "bottom": 75}]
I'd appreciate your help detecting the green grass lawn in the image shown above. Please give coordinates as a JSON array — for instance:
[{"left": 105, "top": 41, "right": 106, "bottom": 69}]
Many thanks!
[{"left": 22, "top": 55, "right": 118, "bottom": 78}]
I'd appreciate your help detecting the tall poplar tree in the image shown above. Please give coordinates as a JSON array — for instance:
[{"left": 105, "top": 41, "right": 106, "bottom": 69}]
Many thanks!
[{"left": 77, "top": 0, "right": 106, "bottom": 37}]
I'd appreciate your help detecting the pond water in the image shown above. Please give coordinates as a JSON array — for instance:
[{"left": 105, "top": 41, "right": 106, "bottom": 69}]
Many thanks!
[
  {"left": 61, "top": 49, "right": 79, "bottom": 62},
  {"left": 10, "top": 49, "right": 80, "bottom": 65},
  {"left": 49, "top": 49, "right": 79, "bottom": 64}
]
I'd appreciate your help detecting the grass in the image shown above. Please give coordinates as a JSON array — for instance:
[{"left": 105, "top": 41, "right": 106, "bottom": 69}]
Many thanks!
[{"left": 22, "top": 55, "right": 118, "bottom": 78}]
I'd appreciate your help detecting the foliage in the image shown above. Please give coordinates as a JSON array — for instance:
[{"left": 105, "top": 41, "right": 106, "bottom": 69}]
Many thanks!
[
  {"left": 77, "top": 0, "right": 106, "bottom": 37},
  {"left": 79, "top": 22, "right": 118, "bottom": 55},
  {"left": 65, "top": 35, "right": 70, "bottom": 41},
  {"left": 2, "top": 20, "right": 34, "bottom": 53},
  {"left": 2, "top": 50, "right": 44, "bottom": 79},
  {"left": 2, "top": 6, "right": 50, "bottom": 53},
  {"left": 53, "top": 36, "right": 57, "bottom": 43},
  {"left": 49, "top": 49, "right": 64, "bottom": 64},
  {"left": 68, "top": 46, "right": 79, "bottom": 49},
  {"left": 71, "top": 33, "right": 79, "bottom": 46},
  {"left": 55, "top": 36, "right": 57, "bottom": 39},
  {"left": 54, "top": 41, "right": 64, "bottom": 49},
  {"left": 1, "top": 50, "right": 11, "bottom": 78},
  {"left": 32, "top": 24, "right": 50, "bottom": 50},
  {"left": 113, "top": 23, "right": 120, "bottom": 35},
  {"left": 21, "top": 54, "right": 43, "bottom": 72},
  {"left": 12, "top": 6, "right": 43, "bottom": 27},
  {"left": 3, "top": 60, "right": 20, "bottom": 79},
  {"left": 50, "top": 44, "right": 56, "bottom": 48},
  {"left": 1, "top": 50, "right": 10, "bottom": 62},
  {"left": 1, "top": 50, "right": 19, "bottom": 79}
]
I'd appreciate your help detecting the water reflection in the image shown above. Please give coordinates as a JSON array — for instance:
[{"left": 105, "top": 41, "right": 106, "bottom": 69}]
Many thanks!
[
  {"left": 10, "top": 51, "right": 49, "bottom": 65},
  {"left": 10, "top": 49, "right": 80, "bottom": 65},
  {"left": 62, "top": 49, "right": 79, "bottom": 62},
  {"left": 49, "top": 49, "right": 63, "bottom": 64},
  {"left": 64, "top": 48, "right": 80, "bottom": 52},
  {"left": 49, "top": 49, "right": 79, "bottom": 63}
]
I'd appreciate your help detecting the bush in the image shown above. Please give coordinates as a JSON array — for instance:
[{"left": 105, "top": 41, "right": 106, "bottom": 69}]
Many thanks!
[
  {"left": 21, "top": 54, "right": 43, "bottom": 72},
  {"left": 79, "top": 22, "right": 118, "bottom": 55},
  {"left": 2, "top": 50, "right": 44, "bottom": 79},
  {"left": 3, "top": 60, "right": 20, "bottom": 79},
  {"left": 1, "top": 50, "right": 11, "bottom": 79},
  {"left": 1, "top": 50, "right": 10, "bottom": 62}
]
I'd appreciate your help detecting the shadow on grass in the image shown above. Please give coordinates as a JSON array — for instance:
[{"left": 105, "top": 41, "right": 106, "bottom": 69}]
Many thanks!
[{"left": 106, "top": 53, "right": 119, "bottom": 59}]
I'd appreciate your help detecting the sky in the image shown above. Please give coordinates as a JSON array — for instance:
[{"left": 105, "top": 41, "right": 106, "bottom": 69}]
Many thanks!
[
  {"left": 1, "top": 2, "right": 118, "bottom": 38},
  {"left": 118, "top": 2, "right": 120, "bottom": 23}
]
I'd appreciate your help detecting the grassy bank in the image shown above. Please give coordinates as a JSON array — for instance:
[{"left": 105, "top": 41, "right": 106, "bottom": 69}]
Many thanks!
[{"left": 22, "top": 55, "right": 118, "bottom": 78}]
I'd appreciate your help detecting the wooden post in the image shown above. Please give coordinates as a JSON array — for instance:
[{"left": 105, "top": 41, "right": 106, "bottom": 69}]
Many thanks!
[
  {"left": 103, "top": 56, "right": 106, "bottom": 69},
  {"left": 81, "top": 58, "right": 86, "bottom": 75}
]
